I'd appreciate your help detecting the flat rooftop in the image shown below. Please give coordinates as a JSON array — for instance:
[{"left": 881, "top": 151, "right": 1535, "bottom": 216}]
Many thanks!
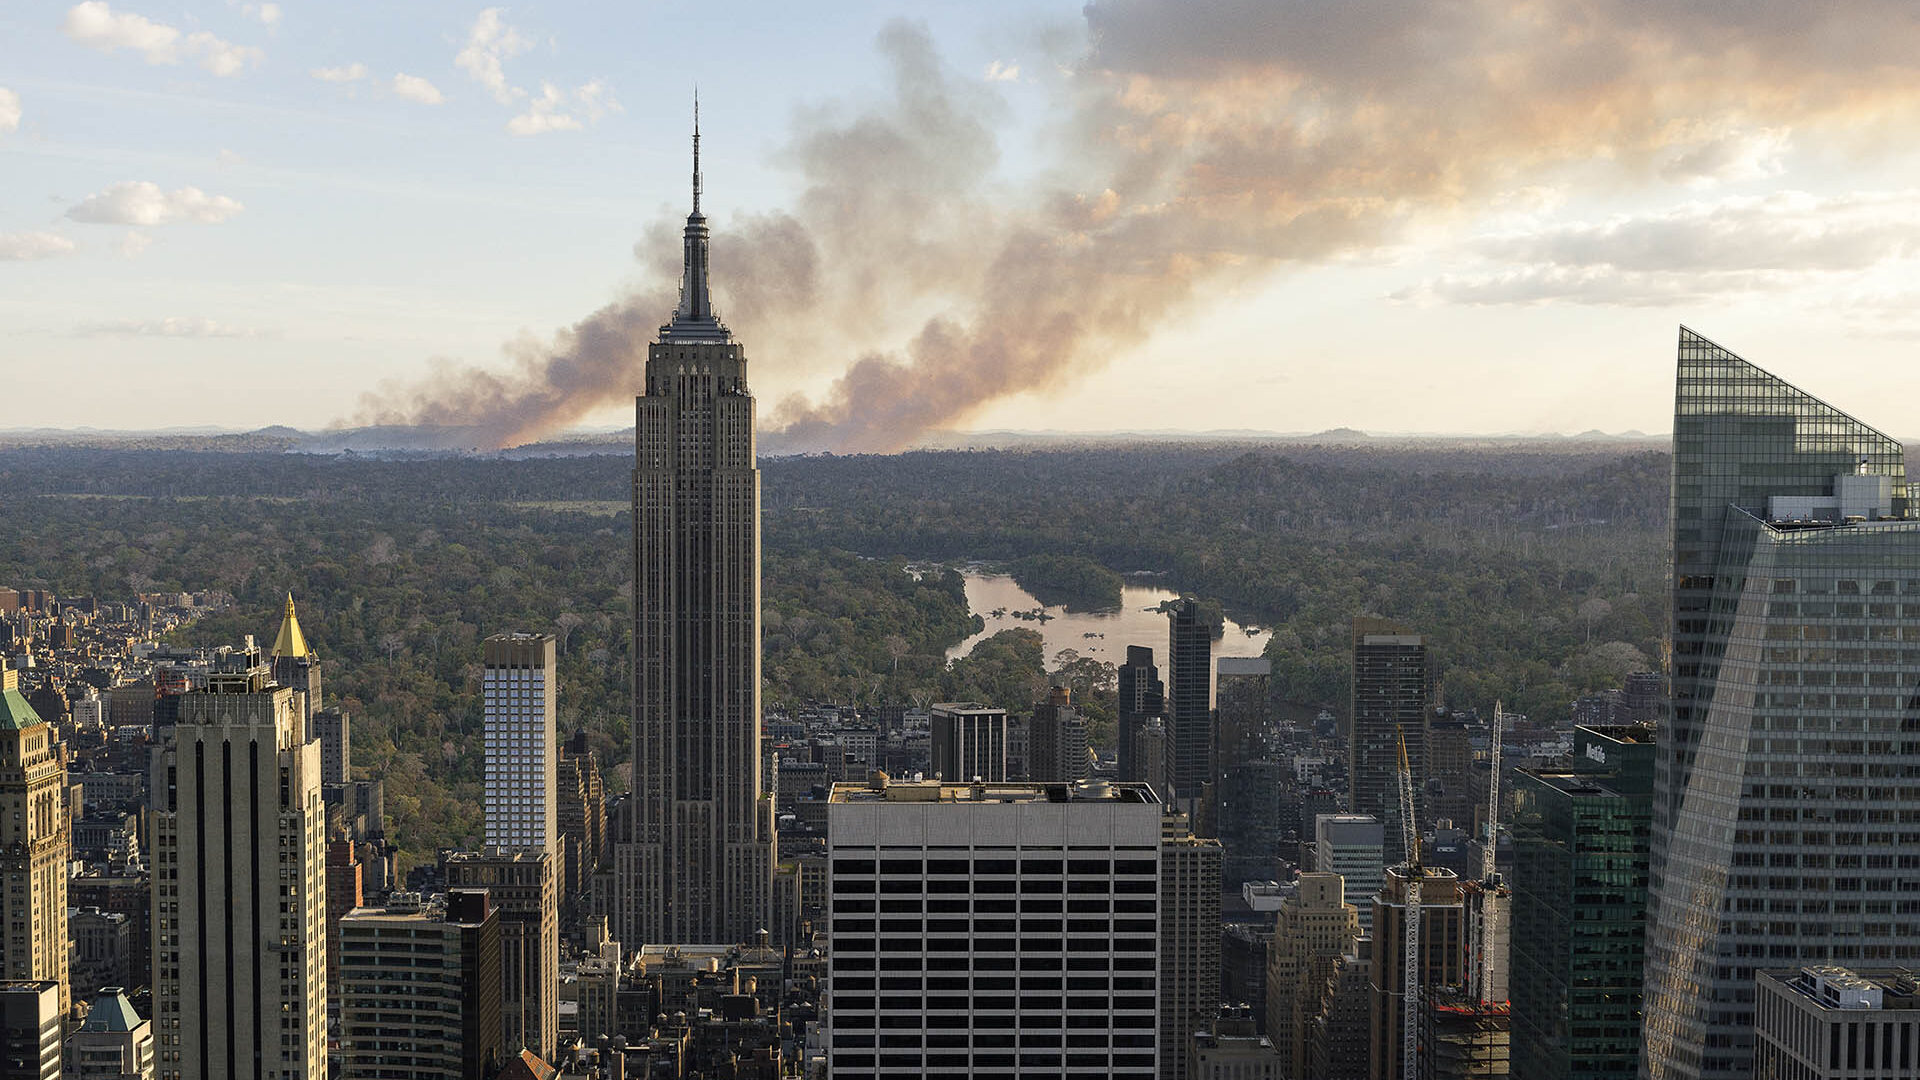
[
  {"left": 1522, "top": 771, "right": 1633, "bottom": 799},
  {"left": 828, "top": 779, "right": 1158, "bottom": 805},
  {"left": 1761, "top": 966, "right": 1920, "bottom": 1012},
  {"left": 1578, "top": 723, "right": 1654, "bottom": 745}
]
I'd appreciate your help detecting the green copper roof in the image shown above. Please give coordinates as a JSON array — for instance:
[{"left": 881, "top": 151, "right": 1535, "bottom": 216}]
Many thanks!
[
  {"left": 78, "top": 990, "right": 143, "bottom": 1032},
  {"left": 0, "top": 685, "right": 44, "bottom": 731}
]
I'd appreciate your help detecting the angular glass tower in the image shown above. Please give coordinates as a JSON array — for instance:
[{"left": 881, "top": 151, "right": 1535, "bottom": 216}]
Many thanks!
[
  {"left": 614, "top": 114, "right": 776, "bottom": 946},
  {"left": 1640, "top": 327, "right": 1916, "bottom": 1080}
]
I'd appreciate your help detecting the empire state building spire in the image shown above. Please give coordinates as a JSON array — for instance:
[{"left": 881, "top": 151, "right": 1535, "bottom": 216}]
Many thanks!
[
  {"left": 663, "top": 95, "right": 728, "bottom": 342},
  {"left": 618, "top": 107, "right": 774, "bottom": 948}
]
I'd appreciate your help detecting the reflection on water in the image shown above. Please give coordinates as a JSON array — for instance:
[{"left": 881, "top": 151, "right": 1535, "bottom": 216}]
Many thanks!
[{"left": 944, "top": 571, "right": 1272, "bottom": 701}]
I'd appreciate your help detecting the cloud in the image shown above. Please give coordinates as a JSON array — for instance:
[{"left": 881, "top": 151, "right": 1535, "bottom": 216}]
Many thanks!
[
  {"left": 81, "top": 316, "right": 265, "bottom": 338},
  {"left": 311, "top": 62, "right": 367, "bottom": 83},
  {"left": 456, "top": 7, "right": 528, "bottom": 104},
  {"left": 452, "top": 9, "right": 614, "bottom": 132},
  {"left": 508, "top": 84, "right": 578, "bottom": 134},
  {"left": 187, "top": 31, "right": 262, "bottom": 76},
  {"left": 118, "top": 230, "right": 152, "bottom": 257},
  {"left": 0, "top": 88, "right": 19, "bottom": 133},
  {"left": 1659, "top": 126, "right": 1791, "bottom": 187},
  {"left": 392, "top": 73, "right": 445, "bottom": 105},
  {"left": 984, "top": 60, "right": 1020, "bottom": 82},
  {"left": 506, "top": 80, "right": 614, "bottom": 135},
  {"left": 62, "top": 2, "right": 262, "bottom": 76},
  {"left": 0, "top": 232, "right": 78, "bottom": 261},
  {"left": 62, "top": 2, "right": 177, "bottom": 63},
  {"left": 1396, "top": 190, "right": 1920, "bottom": 305},
  {"left": 364, "top": 4, "right": 1920, "bottom": 452},
  {"left": 66, "top": 181, "right": 244, "bottom": 226},
  {"left": 241, "top": 2, "right": 280, "bottom": 26}
]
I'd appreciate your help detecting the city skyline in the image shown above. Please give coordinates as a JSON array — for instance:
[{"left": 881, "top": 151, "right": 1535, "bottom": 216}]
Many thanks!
[{"left": 11, "top": 5, "right": 1920, "bottom": 445}]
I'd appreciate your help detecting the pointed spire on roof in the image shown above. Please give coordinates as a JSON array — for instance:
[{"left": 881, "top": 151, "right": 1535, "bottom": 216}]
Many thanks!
[
  {"left": 272, "top": 593, "right": 310, "bottom": 659},
  {"left": 660, "top": 93, "right": 730, "bottom": 343}
]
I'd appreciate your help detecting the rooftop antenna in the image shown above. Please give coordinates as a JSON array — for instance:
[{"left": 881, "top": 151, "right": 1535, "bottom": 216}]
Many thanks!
[{"left": 692, "top": 89, "right": 702, "bottom": 216}]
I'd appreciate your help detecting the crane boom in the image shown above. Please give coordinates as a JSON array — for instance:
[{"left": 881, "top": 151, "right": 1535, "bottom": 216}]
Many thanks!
[{"left": 1397, "top": 730, "right": 1420, "bottom": 1080}]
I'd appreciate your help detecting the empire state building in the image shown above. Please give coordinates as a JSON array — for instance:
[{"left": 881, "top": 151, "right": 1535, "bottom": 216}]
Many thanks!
[{"left": 614, "top": 114, "right": 775, "bottom": 945}]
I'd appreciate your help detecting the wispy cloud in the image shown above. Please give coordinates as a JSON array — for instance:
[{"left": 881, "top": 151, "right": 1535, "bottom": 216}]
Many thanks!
[
  {"left": 456, "top": 8, "right": 528, "bottom": 104},
  {"left": 81, "top": 316, "right": 266, "bottom": 338},
  {"left": 1396, "top": 190, "right": 1920, "bottom": 306},
  {"left": 311, "top": 62, "right": 367, "bottom": 83},
  {"left": 507, "top": 80, "right": 615, "bottom": 135},
  {"left": 984, "top": 60, "right": 1019, "bottom": 82},
  {"left": 453, "top": 8, "right": 614, "bottom": 135},
  {"left": 0, "top": 231, "right": 78, "bottom": 261},
  {"left": 66, "top": 181, "right": 244, "bottom": 226},
  {"left": 62, "top": 2, "right": 263, "bottom": 77},
  {"left": 0, "top": 88, "right": 19, "bottom": 133},
  {"left": 240, "top": 2, "right": 280, "bottom": 26},
  {"left": 391, "top": 73, "right": 445, "bottom": 105}
]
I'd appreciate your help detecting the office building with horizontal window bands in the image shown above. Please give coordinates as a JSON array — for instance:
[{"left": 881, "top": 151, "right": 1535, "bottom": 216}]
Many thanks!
[
  {"left": 1754, "top": 966, "right": 1920, "bottom": 1080},
  {"left": 1641, "top": 327, "right": 1920, "bottom": 1080},
  {"left": 826, "top": 779, "right": 1162, "bottom": 1079}
]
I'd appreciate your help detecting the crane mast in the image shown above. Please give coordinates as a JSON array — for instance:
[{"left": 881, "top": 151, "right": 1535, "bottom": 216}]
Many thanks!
[
  {"left": 1479, "top": 702, "right": 1504, "bottom": 1004},
  {"left": 1397, "top": 730, "right": 1420, "bottom": 1080}
]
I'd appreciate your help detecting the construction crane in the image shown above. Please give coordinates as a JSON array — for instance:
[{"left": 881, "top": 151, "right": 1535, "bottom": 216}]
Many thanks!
[
  {"left": 1468, "top": 702, "right": 1505, "bottom": 1004},
  {"left": 1479, "top": 702, "right": 1504, "bottom": 1004},
  {"left": 1396, "top": 730, "right": 1421, "bottom": 1080}
]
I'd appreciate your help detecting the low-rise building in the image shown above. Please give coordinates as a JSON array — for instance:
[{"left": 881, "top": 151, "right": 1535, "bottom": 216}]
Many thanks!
[{"left": 1755, "top": 967, "right": 1920, "bottom": 1080}]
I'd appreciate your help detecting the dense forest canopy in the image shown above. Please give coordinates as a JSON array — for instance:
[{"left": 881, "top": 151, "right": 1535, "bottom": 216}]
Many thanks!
[{"left": 0, "top": 439, "right": 1679, "bottom": 863}]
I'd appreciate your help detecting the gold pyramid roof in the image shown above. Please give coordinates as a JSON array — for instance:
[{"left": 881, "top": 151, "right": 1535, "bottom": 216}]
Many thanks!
[{"left": 272, "top": 593, "right": 310, "bottom": 658}]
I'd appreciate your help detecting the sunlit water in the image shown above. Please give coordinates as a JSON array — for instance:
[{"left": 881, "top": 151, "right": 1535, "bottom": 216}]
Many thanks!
[{"left": 943, "top": 570, "right": 1272, "bottom": 702}]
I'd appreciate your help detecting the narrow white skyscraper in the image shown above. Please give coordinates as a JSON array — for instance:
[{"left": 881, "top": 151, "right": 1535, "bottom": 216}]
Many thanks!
[{"left": 483, "top": 633, "right": 557, "bottom": 855}]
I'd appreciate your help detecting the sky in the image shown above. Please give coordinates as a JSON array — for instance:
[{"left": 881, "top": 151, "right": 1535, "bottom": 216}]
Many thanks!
[{"left": 8, "top": 1, "right": 1920, "bottom": 447}]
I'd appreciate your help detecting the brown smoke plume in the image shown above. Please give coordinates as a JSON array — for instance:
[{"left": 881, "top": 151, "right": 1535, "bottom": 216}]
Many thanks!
[{"left": 359, "top": 2, "right": 1920, "bottom": 452}]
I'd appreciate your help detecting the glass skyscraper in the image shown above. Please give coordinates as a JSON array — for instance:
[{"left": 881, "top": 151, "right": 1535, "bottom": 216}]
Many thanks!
[
  {"left": 1640, "top": 327, "right": 1918, "bottom": 1080},
  {"left": 1511, "top": 725, "right": 1653, "bottom": 1080}
]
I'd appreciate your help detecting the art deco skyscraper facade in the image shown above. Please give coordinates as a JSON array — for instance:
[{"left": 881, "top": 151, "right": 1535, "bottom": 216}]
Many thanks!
[
  {"left": 615, "top": 118, "right": 775, "bottom": 946},
  {"left": 1639, "top": 328, "right": 1919, "bottom": 1080},
  {"left": 0, "top": 663, "right": 68, "bottom": 1015},
  {"left": 152, "top": 654, "right": 327, "bottom": 1080}
]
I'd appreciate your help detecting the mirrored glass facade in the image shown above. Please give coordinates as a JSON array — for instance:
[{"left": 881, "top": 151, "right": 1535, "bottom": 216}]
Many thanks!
[
  {"left": 1511, "top": 726, "right": 1653, "bottom": 1080},
  {"left": 1642, "top": 328, "right": 1920, "bottom": 1080}
]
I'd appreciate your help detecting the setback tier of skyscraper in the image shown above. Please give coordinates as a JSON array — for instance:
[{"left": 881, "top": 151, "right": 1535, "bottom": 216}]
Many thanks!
[
  {"left": 614, "top": 114, "right": 776, "bottom": 946},
  {"left": 1640, "top": 327, "right": 1920, "bottom": 1080}
]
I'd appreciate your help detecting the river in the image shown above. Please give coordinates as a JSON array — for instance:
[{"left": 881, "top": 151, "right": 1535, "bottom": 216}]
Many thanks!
[{"left": 944, "top": 569, "right": 1272, "bottom": 702}]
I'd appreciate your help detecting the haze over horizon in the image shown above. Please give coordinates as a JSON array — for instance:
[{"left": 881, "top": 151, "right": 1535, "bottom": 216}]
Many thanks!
[{"left": 10, "top": 2, "right": 1920, "bottom": 449}]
